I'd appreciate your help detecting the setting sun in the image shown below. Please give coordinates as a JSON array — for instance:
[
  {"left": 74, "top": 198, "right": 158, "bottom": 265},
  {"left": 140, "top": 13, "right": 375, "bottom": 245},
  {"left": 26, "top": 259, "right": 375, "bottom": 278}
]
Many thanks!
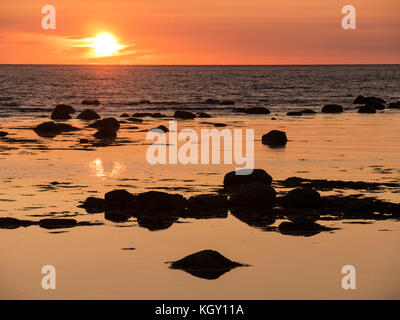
[{"left": 91, "top": 33, "right": 122, "bottom": 57}]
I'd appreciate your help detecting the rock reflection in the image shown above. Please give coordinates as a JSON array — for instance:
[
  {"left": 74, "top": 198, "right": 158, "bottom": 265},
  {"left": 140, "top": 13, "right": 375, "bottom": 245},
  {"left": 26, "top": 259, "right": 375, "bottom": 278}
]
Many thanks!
[{"left": 230, "top": 208, "right": 276, "bottom": 231}]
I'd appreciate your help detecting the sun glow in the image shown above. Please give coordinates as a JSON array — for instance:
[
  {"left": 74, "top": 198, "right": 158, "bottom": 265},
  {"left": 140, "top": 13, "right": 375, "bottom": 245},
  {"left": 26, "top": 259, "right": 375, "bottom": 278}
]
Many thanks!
[{"left": 91, "top": 33, "right": 122, "bottom": 57}]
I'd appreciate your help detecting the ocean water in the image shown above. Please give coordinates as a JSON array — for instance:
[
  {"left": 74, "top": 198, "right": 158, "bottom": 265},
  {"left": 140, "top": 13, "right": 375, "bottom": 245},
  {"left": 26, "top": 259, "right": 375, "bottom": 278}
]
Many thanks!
[
  {"left": 0, "top": 64, "right": 399, "bottom": 299},
  {"left": 0, "top": 64, "right": 399, "bottom": 118}
]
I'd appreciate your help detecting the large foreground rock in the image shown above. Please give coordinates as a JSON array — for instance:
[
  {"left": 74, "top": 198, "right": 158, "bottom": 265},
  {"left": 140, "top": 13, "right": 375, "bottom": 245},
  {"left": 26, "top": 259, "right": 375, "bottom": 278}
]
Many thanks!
[
  {"left": 262, "top": 130, "right": 288, "bottom": 147},
  {"left": 223, "top": 169, "right": 272, "bottom": 188},
  {"left": 229, "top": 183, "right": 276, "bottom": 208}
]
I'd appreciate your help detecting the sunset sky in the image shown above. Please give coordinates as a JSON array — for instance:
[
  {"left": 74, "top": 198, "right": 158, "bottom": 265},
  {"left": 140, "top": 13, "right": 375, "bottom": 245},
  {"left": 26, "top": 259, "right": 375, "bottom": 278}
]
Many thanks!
[{"left": 0, "top": 0, "right": 399, "bottom": 65}]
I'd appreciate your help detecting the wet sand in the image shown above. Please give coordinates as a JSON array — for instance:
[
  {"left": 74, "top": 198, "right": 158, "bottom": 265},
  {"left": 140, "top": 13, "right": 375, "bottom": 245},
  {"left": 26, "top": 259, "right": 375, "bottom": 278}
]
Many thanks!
[{"left": 0, "top": 110, "right": 399, "bottom": 299}]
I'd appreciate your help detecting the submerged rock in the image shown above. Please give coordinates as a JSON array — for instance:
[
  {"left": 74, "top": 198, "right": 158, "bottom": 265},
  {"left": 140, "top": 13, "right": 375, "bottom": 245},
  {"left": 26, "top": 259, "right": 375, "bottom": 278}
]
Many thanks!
[
  {"left": 77, "top": 109, "right": 101, "bottom": 120},
  {"left": 321, "top": 104, "right": 344, "bottom": 113},
  {"left": 224, "top": 169, "right": 272, "bottom": 188},
  {"left": 39, "top": 218, "right": 77, "bottom": 229},
  {"left": 262, "top": 130, "right": 288, "bottom": 147},
  {"left": 170, "top": 249, "right": 246, "bottom": 280},
  {"left": 229, "top": 183, "right": 276, "bottom": 208},
  {"left": 280, "top": 187, "right": 321, "bottom": 209},
  {"left": 174, "top": 110, "right": 196, "bottom": 119},
  {"left": 300, "top": 109, "right": 317, "bottom": 114}
]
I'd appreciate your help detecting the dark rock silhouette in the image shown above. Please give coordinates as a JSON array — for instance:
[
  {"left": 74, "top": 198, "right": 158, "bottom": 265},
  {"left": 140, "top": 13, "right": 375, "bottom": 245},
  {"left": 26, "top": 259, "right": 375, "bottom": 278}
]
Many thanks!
[
  {"left": 132, "top": 112, "right": 153, "bottom": 117},
  {"left": 150, "top": 113, "right": 166, "bottom": 118},
  {"left": 33, "top": 121, "right": 79, "bottom": 138},
  {"left": 186, "top": 194, "right": 228, "bottom": 218},
  {"left": 0, "top": 217, "right": 37, "bottom": 229},
  {"left": 287, "top": 111, "right": 302, "bottom": 116},
  {"left": 105, "top": 189, "right": 136, "bottom": 209},
  {"left": 388, "top": 101, "right": 400, "bottom": 109},
  {"left": 127, "top": 117, "right": 143, "bottom": 123},
  {"left": 224, "top": 169, "right": 272, "bottom": 189},
  {"left": 170, "top": 249, "right": 246, "bottom": 280},
  {"left": 262, "top": 130, "right": 288, "bottom": 147},
  {"left": 93, "top": 127, "right": 117, "bottom": 139},
  {"left": 174, "top": 110, "right": 196, "bottom": 119},
  {"left": 280, "top": 187, "right": 321, "bottom": 209},
  {"left": 39, "top": 218, "right": 77, "bottom": 229},
  {"left": 82, "top": 99, "right": 100, "bottom": 105},
  {"left": 353, "top": 95, "right": 385, "bottom": 105},
  {"left": 197, "top": 112, "right": 212, "bottom": 118},
  {"left": 0, "top": 131, "right": 8, "bottom": 137},
  {"left": 300, "top": 109, "right": 317, "bottom": 114},
  {"left": 357, "top": 105, "right": 376, "bottom": 113},
  {"left": 278, "top": 220, "right": 327, "bottom": 237},
  {"left": 77, "top": 109, "right": 101, "bottom": 120},
  {"left": 120, "top": 113, "right": 129, "bottom": 118},
  {"left": 229, "top": 183, "right": 276, "bottom": 208},
  {"left": 365, "top": 101, "right": 385, "bottom": 110},
  {"left": 321, "top": 104, "right": 344, "bottom": 113},
  {"left": 89, "top": 118, "right": 120, "bottom": 131},
  {"left": 51, "top": 104, "right": 75, "bottom": 120},
  {"left": 81, "top": 197, "right": 105, "bottom": 213},
  {"left": 236, "top": 107, "right": 270, "bottom": 114},
  {"left": 136, "top": 191, "right": 187, "bottom": 213},
  {"left": 150, "top": 125, "right": 169, "bottom": 132},
  {"left": 105, "top": 210, "right": 132, "bottom": 222}
]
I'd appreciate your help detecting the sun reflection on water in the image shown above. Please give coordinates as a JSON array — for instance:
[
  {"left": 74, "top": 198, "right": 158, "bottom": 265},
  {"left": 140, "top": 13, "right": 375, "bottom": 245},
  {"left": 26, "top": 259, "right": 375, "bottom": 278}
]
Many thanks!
[{"left": 88, "top": 159, "right": 126, "bottom": 179}]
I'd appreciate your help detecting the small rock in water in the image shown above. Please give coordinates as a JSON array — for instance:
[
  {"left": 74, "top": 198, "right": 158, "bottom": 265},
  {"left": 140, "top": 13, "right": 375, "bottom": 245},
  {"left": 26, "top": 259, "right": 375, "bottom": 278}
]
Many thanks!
[
  {"left": 197, "top": 112, "right": 212, "bottom": 118},
  {"left": 365, "top": 101, "right": 385, "bottom": 110},
  {"left": 170, "top": 249, "right": 246, "bottom": 280},
  {"left": 39, "top": 218, "right": 77, "bottom": 229},
  {"left": 51, "top": 104, "right": 75, "bottom": 120},
  {"left": 261, "top": 130, "right": 288, "bottom": 147},
  {"left": 0, "top": 131, "right": 8, "bottom": 137},
  {"left": 174, "top": 110, "right": 196, "bottom": 119},
  {"left": 89, "top": 118, "right": 120, "bottom": 131},
  {"left": 388, "top": 101, "right": 400, "bottom": 109},
  {"left": 224, "top": 169, "right": 272, "bottom": 188},
  {"left": 220, "top": 100, "right": 235, "bottom": 105},
  {"left": 120, "top": 113, "right": 130, "bottom": 118},
  {"left": 93, "top": 127, "right": 117, "bottom": 139},
  {"left": 278, "top": 220, "right": 326, "bottom": 237},
  {"left": 150, "top": 125, "right": 169, "bottom": 132},
  {"left": 237, "top": 107, "right": 270, "bottom": 114},
  {"left": 82, "top": 99, "right": 100, "bottom": 105},
  {"left": 353, "top": 95, "right": 385, "bottom": 105},
  {"left": 33, "top": 122, "right": 79, "bottom": 137},
  {"left": 126, "top": 117, "right": 143, "bottom": 123},
  {"left": 357, "top": 105, "right": 376, "bottom": 114},
  {"left": 0, "top": 217, "right": 37, "bottom": 229},
  {"left": 132, "top": 112, "right": 153, "bottom": 117},
  {"left": 81, "top": 197, "right": 105, "bottom": 213},
  {"left": 321, "top": 104, "right": 344, "bottom": 113},
  {"left": 77, "top": 109, "right": 101, "bottom": 120},
  {"left": 287, "top": 111, "right": 302, "bottom": 116}
]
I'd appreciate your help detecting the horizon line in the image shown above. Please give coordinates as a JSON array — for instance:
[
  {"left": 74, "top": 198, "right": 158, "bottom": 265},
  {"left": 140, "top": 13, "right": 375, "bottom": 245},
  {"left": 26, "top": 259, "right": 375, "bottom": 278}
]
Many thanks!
[{"left": 0, "top": 63, "right": 399, "bottom": 67}]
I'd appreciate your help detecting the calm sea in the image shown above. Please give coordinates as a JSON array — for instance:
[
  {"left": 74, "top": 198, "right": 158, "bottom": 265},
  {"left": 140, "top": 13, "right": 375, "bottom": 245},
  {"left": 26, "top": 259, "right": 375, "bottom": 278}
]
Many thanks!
[{"left": 0, "top": 64, "right": 399, "bottom": 119}]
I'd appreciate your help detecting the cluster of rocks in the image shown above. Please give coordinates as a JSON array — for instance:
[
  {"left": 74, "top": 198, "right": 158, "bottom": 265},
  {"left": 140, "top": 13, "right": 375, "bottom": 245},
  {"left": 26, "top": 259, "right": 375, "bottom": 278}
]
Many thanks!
[{"left": 0, "top": 217, "right": 99, "bottom": 230}]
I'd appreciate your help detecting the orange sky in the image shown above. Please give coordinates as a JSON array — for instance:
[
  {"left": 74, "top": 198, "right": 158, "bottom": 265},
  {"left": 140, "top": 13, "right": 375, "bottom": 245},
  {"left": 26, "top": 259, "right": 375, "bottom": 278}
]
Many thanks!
[{"left": 0, "top": 0, "right": 399, "bottom": 65}]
